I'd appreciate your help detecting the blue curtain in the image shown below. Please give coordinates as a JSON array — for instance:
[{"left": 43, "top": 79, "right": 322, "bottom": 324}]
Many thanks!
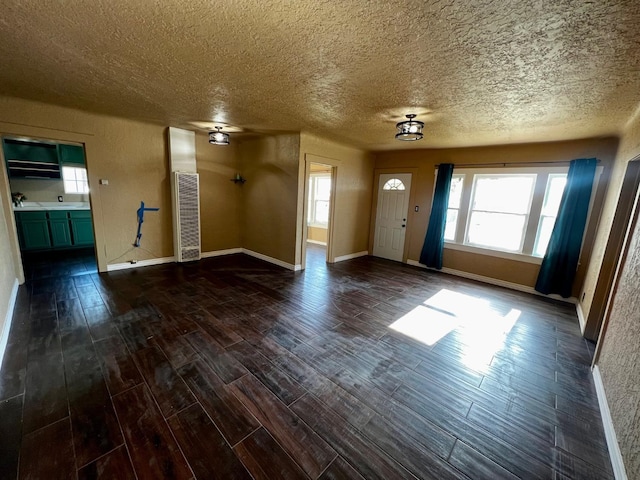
[
  {"left": 420, "top": 163, "right": 454, "bottom": 269},
  {"left": 535, "top": 158, "right": 598, "bottom": 297}
]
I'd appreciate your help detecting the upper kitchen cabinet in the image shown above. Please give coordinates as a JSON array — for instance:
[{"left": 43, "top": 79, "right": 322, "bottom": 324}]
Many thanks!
[
  {"left": 2, "top": 138, "right": 86, "bottom": 179},
  {"left": 3, "top": 139, "right": 58, "bottom": 163},
  {"left": 58, "top": 144, "right": 85, "bottom": 165}
]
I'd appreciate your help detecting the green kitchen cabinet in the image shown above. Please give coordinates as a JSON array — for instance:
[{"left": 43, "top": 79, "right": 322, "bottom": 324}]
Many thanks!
[
  {"left": 58, "top": 144, "right": 85, "bottom": 165},
  {"left": 3, "top": 139, "right": 58, "bottom": 163},
  {"left": 17, "top": 212, "right": 51, "bottom": 250},
  {"left": 70, "top": 211, "right": 94, "bottom": 246},
  {"left": 48, "top": 211, "right": 72, "bottom": 247}
]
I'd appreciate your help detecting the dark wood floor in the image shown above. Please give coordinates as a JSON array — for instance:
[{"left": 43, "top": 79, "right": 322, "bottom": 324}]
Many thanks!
[{"left": 0, "top": 243, "right": 613, "bottom": 479}]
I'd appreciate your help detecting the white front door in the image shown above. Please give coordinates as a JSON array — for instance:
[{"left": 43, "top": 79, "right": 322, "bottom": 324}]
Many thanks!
[{"left": 373, "top": 173, "right": 412, "bottom": 262}]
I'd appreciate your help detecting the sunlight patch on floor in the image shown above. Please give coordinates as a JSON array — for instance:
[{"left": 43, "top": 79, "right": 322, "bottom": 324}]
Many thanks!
[{"left": 388, "top": 289, "right": 520, "bottom": 369}]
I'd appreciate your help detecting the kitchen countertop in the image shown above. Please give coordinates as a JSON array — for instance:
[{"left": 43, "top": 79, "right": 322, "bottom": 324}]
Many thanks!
[{"left": 13, "top": 202, "right": 90, "bottom": 211}]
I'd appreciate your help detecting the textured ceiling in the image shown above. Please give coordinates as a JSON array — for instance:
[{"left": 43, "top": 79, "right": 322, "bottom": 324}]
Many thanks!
[{"left": 1, "top": 0, "right": 639, "bottom": 150}]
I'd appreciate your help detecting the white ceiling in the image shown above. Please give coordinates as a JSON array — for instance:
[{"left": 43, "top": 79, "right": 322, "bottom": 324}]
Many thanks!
[{"left": 1, "top": 0, "right": 639, "bottom": 150}]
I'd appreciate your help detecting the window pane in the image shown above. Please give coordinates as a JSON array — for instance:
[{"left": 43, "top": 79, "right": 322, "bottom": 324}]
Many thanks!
[
  {"left": 541, "top": 175, "right": 567, "bottom": 216},
  {"left": 316, "top": 177, "right": 331, "bottom": 200},
  {"left": 383, "top": 178, "right": 405, "bottom": 190},
  {"left": 467, "top": 211, "right": 526, "bottom": 251},
  {"left": 315, "top": 200, "right": 329, "bottom": 224},
  {"left": 64, "top": 180, "right": 77, "bottom": 193},
  {"left": 448, "top": 175, "right": 464, "bottom": 209},
  {"left": 444, "top": 209, "right": 458, "bottom": 241},
  {"left": 534, "top": 215, "right": 556, "bottom": 257},
  {"left": 472, "top": 175, "right": 535, "bottom": 214}
]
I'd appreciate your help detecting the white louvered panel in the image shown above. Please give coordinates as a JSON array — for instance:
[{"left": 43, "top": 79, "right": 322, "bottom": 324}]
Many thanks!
[{"left": 174, "top": 172, "right": 201, "bottom": 262}]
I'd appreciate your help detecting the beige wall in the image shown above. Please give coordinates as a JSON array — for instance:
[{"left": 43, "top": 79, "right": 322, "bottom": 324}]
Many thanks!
[
  {"left": 195, "top": 132, "right": 241, "bottom": 252},
  {"left": 239, "top": 134, "right": 301, "bottom": 265},
  {"left": 0, "top": 95, "right": 173, "bottom": 272},
  {"left": 373, "top": 138, "right": 618, "bottom": 294},
  {"left": 299, "top": 132, "right": 374, "bottom": 265},
  {"left": 596, "top": 112, "right": 640, "bottom": 478},
  {"left": 307, "top": 226, "right": 327, "bottom": 244},
  {"left": 0, "top": 165, "right": 20, "bottom": 342}
]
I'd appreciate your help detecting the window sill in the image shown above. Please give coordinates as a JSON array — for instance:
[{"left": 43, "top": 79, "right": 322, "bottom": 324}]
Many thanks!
[{"left": 444, "top": 242, "right": 543, "bottom": 265}]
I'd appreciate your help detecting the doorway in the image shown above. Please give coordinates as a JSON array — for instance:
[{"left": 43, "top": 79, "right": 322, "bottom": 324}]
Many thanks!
[
  {"left": 304, "top": 162, "right": 335, "bottom": 269},
  {"left": 373, "top": 173, "right": 412, "bottom": 262},
  {"left": 2, "top": 135, "right": 97, "bottom": 281}
]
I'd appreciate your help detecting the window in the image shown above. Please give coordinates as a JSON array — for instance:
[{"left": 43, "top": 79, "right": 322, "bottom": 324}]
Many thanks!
[
  {"left": 533, "top": 174, "right": 567, "bottom": 256},
  {"left": 383, "top": 178, "right": 406, "bottom": 190},
  {"left": 466, "top": 174, "right": 536, "bottom": 252},
  {"left": 308, "top": 173, "right": 331, "bottom": 226},
  {"left": 444, "top": 174, "right": 464, "bottom": 241},
  {"left": 443, "top": 167, "right": 571, "bottom": 258},
  {"left": 62, "top": 165, "right": 89, "bottom": 194}
]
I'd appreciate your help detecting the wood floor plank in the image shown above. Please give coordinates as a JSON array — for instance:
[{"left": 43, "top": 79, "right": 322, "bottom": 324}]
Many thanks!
[
  {"left": 63, "top": 343, "right": 124, "bottom": 467},
  {"left": 167, "top": 403, "right": 252, "bottom": 480},
  {"left": 94, "top": 335, "right": 144, "bottom": 395},
  {"left": 0, "top": 394, "right": 23, "bottom": 479},
  {"left": 234, "top": 427, "right": 310, "bottom": 480},
  {"left": 133, "top": 346, "right": 195, "bottom": 417},
  {"left": 229, "top": 340, "right": 306, "bottom": 405},
  {"left": 185, "top": 329, "right": 248, "bottom": 383},
  {"left": 77, "top": 445, "right": 136, "bottom": 480},
  {"left": 449, "top": 440, "right": 520, "bottom": 480},
  {"left": 178, "top": 360, "right": 260, "bottom": 445},
  {"left": 290, "top": 393, "right": 418, "bottom": 480},
  {"left": 318, "top": 456, "right": 366, "bottom": 480},
  {"left": 19, "top": 418, "right": 76, "bottom": 480},
  {"left": 22, "top": 350, "right": 68, "bottom": 434},
  {"left": 229, "top": 373, "right": 336, "bottom": 478},
  {"left": 0, "top": 339, "right": 28, "bottom": 401},
  {"left": 112, "top": 384, "right": 192, "bottom": 480}
]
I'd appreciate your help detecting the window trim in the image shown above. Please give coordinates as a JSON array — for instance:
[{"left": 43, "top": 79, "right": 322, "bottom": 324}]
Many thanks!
[{"left": 441, "top": 165, "right": 600, "bottom": 262}]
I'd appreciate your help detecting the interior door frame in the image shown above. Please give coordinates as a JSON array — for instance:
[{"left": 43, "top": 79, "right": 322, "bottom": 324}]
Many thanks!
[
  {"left": 300, "top": 154, "right": 338, "bottom": 270},
  {"left": 0, "top": 129, "right": 101, "bottom": 277},
  {"left": 369, "top": 167, "right": 418, "bottom": 263},
  {"left": 593, "top": 157, "right": 640, "bottom": 364}
]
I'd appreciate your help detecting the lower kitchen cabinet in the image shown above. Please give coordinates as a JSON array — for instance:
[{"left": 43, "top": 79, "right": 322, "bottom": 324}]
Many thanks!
[
  {"left": 49, "top": 211, "right": 73, "bottom": 247},
  {"left": 18, "top": 212, "right": 52, "bottom": 250},
  {"left": 15, "top": 210, "right": 93, "bottom": 251},
  {"left": 69, "top": 211, "right": 94, "bottom": 245}
]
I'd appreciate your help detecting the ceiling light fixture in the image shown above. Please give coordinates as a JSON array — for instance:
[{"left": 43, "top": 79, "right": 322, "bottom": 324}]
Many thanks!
[
  {"left": 209, "top": 126, "right": 230, "bottom": 145},
  {"left": 395, "top": 114, "right": 424, "bottom": 141}
]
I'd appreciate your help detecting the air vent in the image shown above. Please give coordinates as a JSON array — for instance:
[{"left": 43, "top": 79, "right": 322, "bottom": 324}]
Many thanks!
[{"left": 173, "top": 172, "right": 201, "bottom": 262}]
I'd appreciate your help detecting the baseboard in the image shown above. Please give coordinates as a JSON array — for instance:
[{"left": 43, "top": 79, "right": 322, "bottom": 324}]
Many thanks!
[
  {"left": 592, "top": 365, "right": 628, "bottom": 480},
  {"left": 0, "top": 279, "right": 19, "bottom": 370},
  {"left": 576, "top": 302, "right": 587, "bottom": 333},
  {"left": 407, "top": 260, "right": 576, "bottom": 304},
  {"left": 107, "top": 256, "right": 176, "bottom": 272},
  {"left": 242, "top": 249, "right": 297, "bottom": 271},
  {"left": 201, "top": 248, "right": 243, "bottom": 259},
  {"left": 306, "top": 240, "right": 327, "bottom": 246},
  {"left": 334, "top": 251, "right": 368, "bottom": 263}
]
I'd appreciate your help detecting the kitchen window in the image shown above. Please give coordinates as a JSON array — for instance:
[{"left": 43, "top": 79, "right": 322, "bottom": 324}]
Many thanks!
[{"left": 62, "top": 166, "right": 89, "bottom": 194}]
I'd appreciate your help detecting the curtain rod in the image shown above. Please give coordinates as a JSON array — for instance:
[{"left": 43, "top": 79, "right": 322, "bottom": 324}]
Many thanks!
[{"left": 435, "top": 159, "right": 600, "bottom": 168}]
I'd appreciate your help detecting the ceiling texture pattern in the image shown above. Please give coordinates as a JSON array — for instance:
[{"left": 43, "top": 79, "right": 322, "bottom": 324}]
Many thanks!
[{"left": 1, "top": 0, "right": 639, "bottom": 149}]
